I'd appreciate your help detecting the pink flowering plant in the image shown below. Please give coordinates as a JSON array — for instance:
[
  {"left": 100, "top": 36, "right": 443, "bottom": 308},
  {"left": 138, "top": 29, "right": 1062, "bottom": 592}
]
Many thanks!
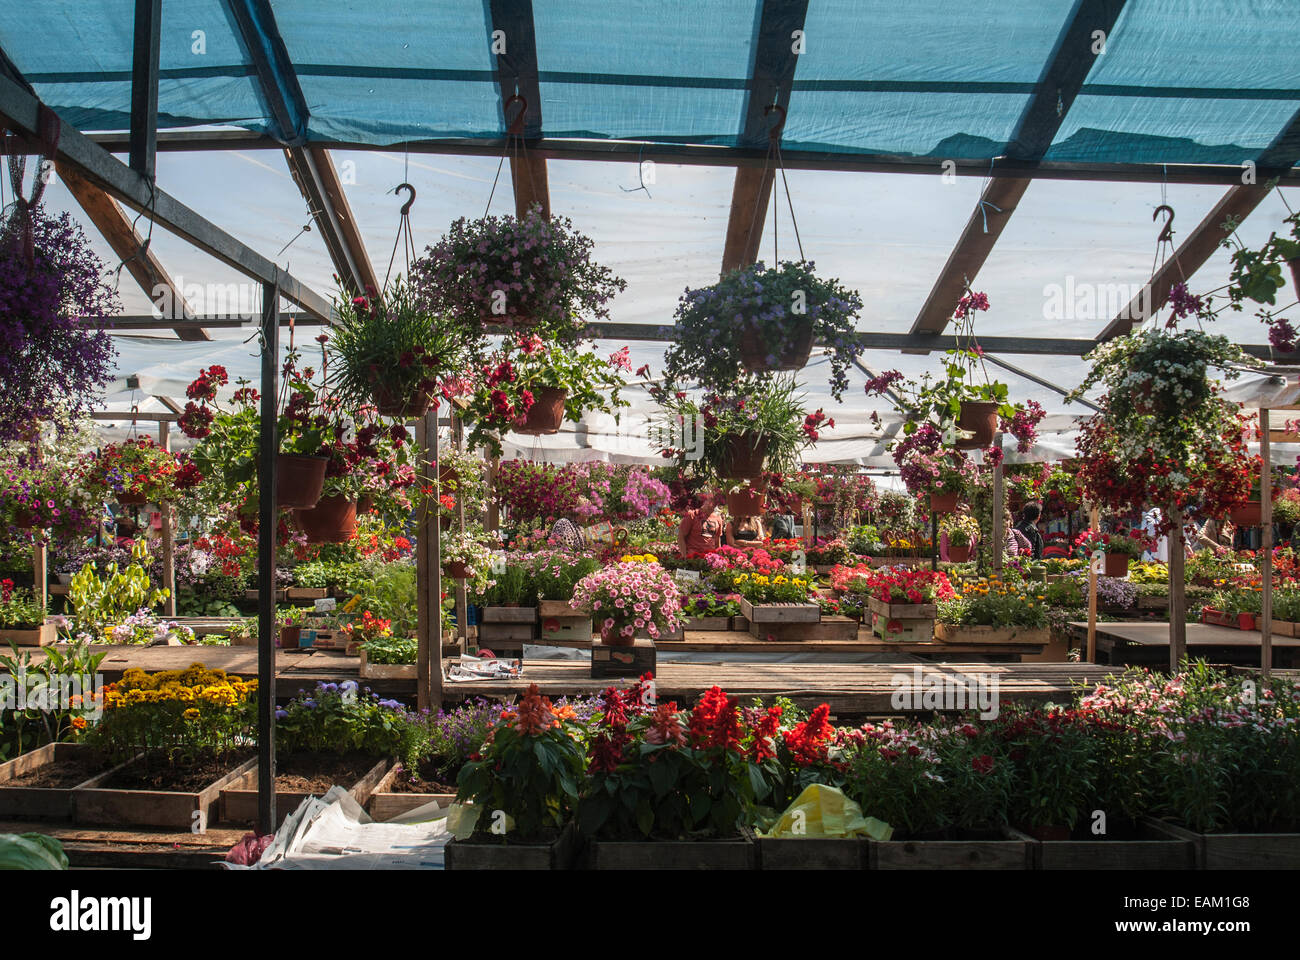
[
  {"left": 412, "top": 204, "right": 626, "bottom": 343},
  {"left": 571, "top": 560, "right": 684, "bottom": 641}
]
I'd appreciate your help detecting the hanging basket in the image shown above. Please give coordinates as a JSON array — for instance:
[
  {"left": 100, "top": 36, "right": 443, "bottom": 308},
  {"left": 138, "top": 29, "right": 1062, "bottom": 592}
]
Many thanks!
[
  {"left": 275, "top": 454, "right": 328, "bottom": 509},
  {"left": 719, "top": 433, "right": 769, "bottom": 479},
  {"left": 955, "top": 401, "right": 1000, "bottom": 449},
  {"left": 515, "top": 387, "right": 567, "bottom": 436},
  {"left": 929, "top": 492, "right": 960, "bottom": 514},
  {"left": 481, "top": 310, "right": 534, "bottom": 328},
  {"left": 947, "top": 544, "right": 972, "bottom": 563},
  {"left": 1103, "top": 553, "right": 1131, "bottom": 578},
  {"left": 1229, "top": 501, "right": 1262, "bottom": 527},
  {"left": 295, "top": 495, "right": 357, "bottom": 544},
  {"left": 443, "top": 560, "right": 471, "bottom": 580},
  {"left": 373, "top": 380, "right": 434, "bottom": 419},
  {"left": 116, "top": 491, "right": 148, "bottom": 506},
  {"left": 737, "top": 317, "right": 815, "bottom": 373},
  {"left": 726, "top": 483, "right": 768, "bottom": 518}
]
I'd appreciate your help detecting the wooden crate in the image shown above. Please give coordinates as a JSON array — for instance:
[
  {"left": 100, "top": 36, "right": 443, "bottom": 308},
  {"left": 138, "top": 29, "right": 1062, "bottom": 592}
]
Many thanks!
[
  {"left": 219, "top": 757, "right": 391, "bottom": 829},
  {"left": 870, "top": 832, "right": 1030, "bottom": 870},
  {"left": 934, "top": 623, "right": 1050, "bottom": 645},
  {"left": 748, "top": 616, "right": 858, "bottom": 642},
  {"left": 537, "top": 600, "right": 583, "bottom": 618},
  {"left": 0, "top": 623, "right": 58, "bottom": 646},
  {"left": 481, "top": 606, "right": 537, "bottom": 624},
  {"left": 1271, "top": 620, "right": 1299, "bottom": 638},
  {"left": 537, "top": 613, "right": 591, "bottom": 642},
  {"left": 75, "top": 755, "right": 258, "bottom": 830},
  {"left": 685, "top": 616, "right": 731, "bottom": 632},
  {"left": 445, "top": 822, "right": 579, "bottom": 870},
  {"left": 285, "top": 587, "right": 328, "bottom": 600},
  {"left": 585, "top": 831, "right": 755, "bottom": 870},
  {"left": 367, "top": 765, "right": 456, "bottom": 822},
  {"left": 590, "top": 638, "right": 655, "bottom": 679},
  {"left": 358, "top": 647, "right": 417, "bottom": 680},
  {"left": 1006, "top": 821, "right": 1195, "bottom": 870},
  {"left": 1155, "top": 820, "right": 1300, "bottom": 869},
  {"left": 243, "top": 589, "right": 288, "bottom": 602},
  {"left": 1136, "top": 595, "right": 1170, "bottom": 610},
  {"left": 758, "top": 836, "right": 867, "bottom": 869},
  {"left": 0, "top": 743, "right": 117, "bottom": 820},
  {"left": 870, "top": 612, "right": 934, "bottom": 643},
  {"left": 867, "top": 596, "right": 938, "bottom": 620},
  {"left": 729, "top": 616, "right": 750, "bottom": 631},
  {"left": 738, "top": 598, "right": 820, "bottom": 624}
]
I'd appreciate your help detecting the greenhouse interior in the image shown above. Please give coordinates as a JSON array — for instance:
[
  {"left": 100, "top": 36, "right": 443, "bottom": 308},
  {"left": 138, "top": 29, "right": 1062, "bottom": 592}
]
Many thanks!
[{"left": 0, "top": 0, "right": 1297, "bottom": 907}]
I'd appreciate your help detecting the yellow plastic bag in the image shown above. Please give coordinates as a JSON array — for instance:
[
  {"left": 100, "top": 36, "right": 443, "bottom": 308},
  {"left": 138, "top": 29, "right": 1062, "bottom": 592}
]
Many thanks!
[{"left": 761, "top": 784, "right": 893, "bottom": 840}]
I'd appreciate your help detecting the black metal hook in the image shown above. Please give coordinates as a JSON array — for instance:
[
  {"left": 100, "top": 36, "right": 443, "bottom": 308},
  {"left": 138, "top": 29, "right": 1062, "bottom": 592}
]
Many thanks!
[
  {"left": 764, "top": 102, "right": 787, "bottom": 141},
  {"left": 504, "top": 94, "right": 528, "bottom": 136},
  {"left": 394, "top": 182, "right": 416, "bottom": 216},
  {"left": 1154, "top": 204, "right": 1175, "bottom": 244}
]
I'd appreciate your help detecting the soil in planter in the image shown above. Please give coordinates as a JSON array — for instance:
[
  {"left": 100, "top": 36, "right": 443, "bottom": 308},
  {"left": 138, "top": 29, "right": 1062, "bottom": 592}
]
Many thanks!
[
  {"left": 386, "top": 758, "right": 456, "bottom": 794},
  {"left": 99, "top": 749, "right": 256, "bottom": 792},
  {"left": 270, "top": 751, "right": 381, "bottom": 793},
  {"left": 7, "top": 756, "right": 110, "bottom": 789}
]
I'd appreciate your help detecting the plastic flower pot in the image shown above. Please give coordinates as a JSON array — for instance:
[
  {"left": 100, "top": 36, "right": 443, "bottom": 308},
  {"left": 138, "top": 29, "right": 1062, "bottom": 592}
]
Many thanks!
[
  {"left": 1103, "top": 553, "right": 1131, "bottom": 578},
  {"left": 955, "top": 401, "right": 999, "bottom": 449},
  {"left": 275, "top": 454, "right": 328, "bottom": 509},
  {"left": 726, "top": 483, "right": 767, "bottom": 517},
  {"left": 278, "top": 626, "right": 301, "bottom": 650},
  {"left": 116, "top": 491, "right": 148, "bottom": 506},
  {"left": 295, "top": 495, "right": 357, "bottom": 543},
  {"left": 516, "top": 387, "right": 567, "bottom": 435},
  {"left": 719, "top": 432, "right": 769, "bottom": 479},
  {"left": 737, "top": 317, "right": 814, "bottom": 373},
  {"left": 372, "top": 380, "right": 433, "bottom": 419},
  {"left": 443, "top": 561, "right": 471, "bottom": 580},
  {"left": 929, "top": 492, "right": 960, "bottom": 514},
  {"left": 947, "top": 544, "right": 972, "bottom": 562},
  {"left": 1229, "top": 501, "right": 1262, "bottom": 526}
]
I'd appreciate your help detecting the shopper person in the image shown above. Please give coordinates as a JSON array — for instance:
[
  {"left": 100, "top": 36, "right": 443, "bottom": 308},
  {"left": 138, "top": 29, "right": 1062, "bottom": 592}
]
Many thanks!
[
  {"left": 678, "top": 492, "right": 724, "bottom": 555},
  {"left": 1015, "top": 502, "right": 1045, "bottom": 561},
  {"left": 725, "top": 514, "right": 765, "bottom": 548}
]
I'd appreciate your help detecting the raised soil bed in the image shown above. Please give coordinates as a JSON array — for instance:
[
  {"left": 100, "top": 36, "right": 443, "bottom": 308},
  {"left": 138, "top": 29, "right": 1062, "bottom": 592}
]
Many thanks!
[
  {"left": 758, "top": 836, "right": 866, "bottom": 869},
  {"left": 219, "top": 753, "right": 391, "bottom": 828},
  {"left": 869, "top": 829, "right": 1030, "bottom": 869},
  {"left": 1154, "top": 820, "right": 1300, "bottom": 869},
  {"left": 0, "top": 743, "right": 117, "bottom": 819},
  {"left": 934, "top": 623, "right": 1050, "bottom": 645},
  {"left": 584, "top": 829, "right": 756, "bottom": 870},
  {"left": 358, "top": 647, "right": 417, "bottom": 680},
  {"left": 367, "top": 761, "right": 457, "bottom": 821},
  {"left": 1006, "top": 819, "right": 1195, "bottom": 870},
  {"left": 0, "top": 623, "right": 58, "bottom": 646},
  {"left": 75, "top": 751, "right": 258, "bottom": 829},
  {"left": 445, "top": 822, "right": 579, "bottom": 870}
]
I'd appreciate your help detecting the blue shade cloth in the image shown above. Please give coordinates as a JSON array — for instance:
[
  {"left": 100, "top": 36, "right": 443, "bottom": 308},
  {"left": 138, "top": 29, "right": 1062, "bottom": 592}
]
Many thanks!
[{"left": 1, "top": 0, "right": 1297, "bottom": 166}]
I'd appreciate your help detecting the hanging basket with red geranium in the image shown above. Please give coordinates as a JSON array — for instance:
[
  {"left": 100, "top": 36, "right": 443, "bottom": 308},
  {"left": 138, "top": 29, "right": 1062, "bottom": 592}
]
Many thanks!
[
  {"left": 461, "top": 335, "right": 630, "bottom": 459},
  {"left": 80, "top": 436, "right": 201, "bottom": 506}
]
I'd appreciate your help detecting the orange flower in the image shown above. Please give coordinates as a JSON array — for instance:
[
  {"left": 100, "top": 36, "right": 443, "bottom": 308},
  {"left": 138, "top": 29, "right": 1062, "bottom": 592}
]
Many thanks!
[
  {"left": 514, "top": 683, "right": 559, "bottom": 736},
  {"left": 70, "top": 716, "right": 87, "bottom": 731}
]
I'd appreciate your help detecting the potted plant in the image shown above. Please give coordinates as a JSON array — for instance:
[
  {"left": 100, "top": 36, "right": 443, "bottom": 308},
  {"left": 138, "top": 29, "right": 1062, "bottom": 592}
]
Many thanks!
[
  {"left": 412, "top": 204, "right": 626, "bottom": 343},
  {"left": 663, "top": 260, "right": 864, "bottom": 397},
  {"left": 80, "top": 436, "right": 201, "bottom": 506},
  {"left": 462, "top": 336, "right": 630, "bottom": 457},
  {"left": 277, "top": 606, "right": 308, "bottom": 650},
  {"left": 0, "top": 579, "right": 51, "bottom": 646},
  {"left": 448, "top": 684, "right": 586, "bottom": 869},
  {"left": 440, "top": 532, "right": 497, "bottom": 593},
  {"left": 1075, "top": 529, "right": 1145, "bottom": 578},
  {"left": 570, "top": 559, "right": 684, "bottom": 645},
  {"left": 940, "top": 514, "right": 980, "bottom": 563},
  {"left": 897, "top": 443, "right": 980, "bottom": 513},
  {"left": 327, "top": 276, "right": 475, "bottom": 418}
]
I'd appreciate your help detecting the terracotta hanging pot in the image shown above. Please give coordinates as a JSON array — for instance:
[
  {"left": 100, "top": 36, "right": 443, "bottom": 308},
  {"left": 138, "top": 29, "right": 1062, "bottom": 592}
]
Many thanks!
[
  {"left": 357, "top": 495, "right": 374, "bottom": 515},
  {"left": 737, "top": 317, "right": 814, "bottom": 373},
  {"left": 295, "top": 495, "right": 357, "bottom": 544},
  {"left": 373, "top": 380, "right": 433, "bottom": 419},
  {"left": 600, "top": 623, "right": 635, "bottom": 648},
  {"left": 929, "top": 492, "right": 960, "bottom": 514},
  {"left": 947, "top": 544, "right": 972, "bottom": 563},
  {"left": 482, "top": 310, "right": 533, "bottom": 327},
  {"left": 516, "top": 387, "right": 567, "bottom": 435},
  {"left": 1103, "top": 553, "right": 1131, "bottom": 578},
  {"left": 1229, "top": 501, "right": 1262, "bottom": 527},
  {"left": 275, "top": 454, "right": 328, "bottom": 509},
  {"left": 955, "top": 401, "right": 1000, "bottom": 449},
  {"left": 726, "top": 482, "right": 768, "bottom": 517},
  {"left": 443, "top": 560, "right": 471, "bottom": 580},
  {"left": 116, "top": 491, "right": 148, "bottom": 506},
  {"left": 720, "top": 432, "right": 769, "bottom": 479}
]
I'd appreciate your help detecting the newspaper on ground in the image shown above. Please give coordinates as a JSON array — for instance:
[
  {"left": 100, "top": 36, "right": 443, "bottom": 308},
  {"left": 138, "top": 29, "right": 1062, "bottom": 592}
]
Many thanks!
[
  {"left": 446, "top": 653, "right": 523, "bottom": 682},
  {"left": 222, "top": 787, "right": 451, "bottom": 869}
]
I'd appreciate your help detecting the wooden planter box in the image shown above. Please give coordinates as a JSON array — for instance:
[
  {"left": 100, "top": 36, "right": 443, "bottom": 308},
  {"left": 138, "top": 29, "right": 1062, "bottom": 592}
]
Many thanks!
[
  {"left": 358, "top": 647, "right": 417, "bottom": 680},
  {"left": 584, "top": 830, "right": 756, "bottom": 870},
  {"left": 758, "top": 836, "right": 867, "bottom": 869},
  {"left": 0, "top": 623, "right": 58, "bottom": 646},
  {"left": 1270, "top": 620, "right": 1299, "bottom": 638},
  {"left": 367, "top": 765, "right": 456, "bottom": 822},
  {"left": 482, "top": 605, "right": 537, "bottom": 624},
  {"left": 738, "top": 598, "right": 820, "bottom": 624},
  {"left": 1006, "top": 820, "right": 1195, "bottom": 870},
  {"left": 934, "top": 623, "right": 1050, "bottom": 645},
  {"left": 870, "top": 612, "right": 934, "bottom": 643},
  {"left": 748, "top": 616, "right": 858, "bottom": 642},
  {"left": 870, "top": 830, "right": 1030, "bottom": 869},
  {"left": 75, "top": 755, "right": 258, "bottom": 829},
  {"left": 0, "top": 743, "right": 118, "bottom": 820},
  {"left": 220, "top": 757, "right": 391, "bottom": 829},
  {"left": 286, "top": 587, "right": 328, "bottom": 600},
  {"left": 591, "top": 638, "right": 655, "bottom": 679},
  {"left": 1201, "top": 607, "right": 1257, "bottom": 631},
  {"left": 538, "top": 600, "right": 583, "bottom": 618},
  {"left": 867, "top": 596, "right": 938, "bottom": 620},
  {"left": 479, "top": 607, "right": 536, "bottom": 651},
  {"left": 1154, "top": 820, "right": 1300, "bottom": 869},
  {"left": 537, "top": 601, "right": 591, "bottom": 641},
  {"left": 1136, "top": 595, "right": 1170, "bottom": 610},
  {"left": 685, "top": 616, "right": 731, "bottom": 632},
  {"left": 729, "top": 616, "right": 750, "bottom": 631},
  {"left": 243, "top": 589, "right": 288, "bottom": 602},
  {"left": 445, "top": 822, "right": 579, "bottom": 870}
]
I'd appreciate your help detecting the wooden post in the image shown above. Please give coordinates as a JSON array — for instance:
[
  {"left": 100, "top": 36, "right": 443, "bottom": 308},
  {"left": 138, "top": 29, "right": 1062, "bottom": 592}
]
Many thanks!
[
  {"left": 451, "top": 415, "right": 468, "bottom": 644},
  {"left": 991, "top": 439, "right": 1004, "bottom": 570},
  {"left": 255, "top": 279, "right": 279, "bottom": 836},
  {"left": 1087, "top": 504, "right": 1099, "bottom": 663},
  {"left": 30, "top": 434, "right": 47, "bottom": 616},
  {"left": 1168, "top": 506, "right": 1187, "bottom": 672},
  {"left": 802, "top": 502, "right": 813, "bottom": 548},
  {"left": 158, "top": 420, "right": 176, "bottom": 617},
  {"left": 486, "top": 457, "right": 500, "bottom": 534},
  {"left": 415, "top": 412, "right": 444, "bottom": 713},
  {"left": 1261, "top": 409, "right": 1273, "bottom": 677}
]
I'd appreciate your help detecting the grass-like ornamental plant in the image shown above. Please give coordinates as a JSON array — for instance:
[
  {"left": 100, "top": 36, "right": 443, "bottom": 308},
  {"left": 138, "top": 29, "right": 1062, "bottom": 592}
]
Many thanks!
[{"left": 663, "top": 260, "right": 863, "bottom": 399}]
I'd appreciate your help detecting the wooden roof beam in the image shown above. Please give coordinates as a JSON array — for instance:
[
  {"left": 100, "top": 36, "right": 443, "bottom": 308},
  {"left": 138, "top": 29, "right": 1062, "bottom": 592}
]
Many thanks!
[{"left": 487, "top": 0, "right": 550, "bottom": 219}]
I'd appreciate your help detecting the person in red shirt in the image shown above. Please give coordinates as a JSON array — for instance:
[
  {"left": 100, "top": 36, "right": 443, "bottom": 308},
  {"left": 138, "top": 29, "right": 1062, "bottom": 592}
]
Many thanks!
[{"left": 678, "top": 492, "right": 724, "bottom": 555}]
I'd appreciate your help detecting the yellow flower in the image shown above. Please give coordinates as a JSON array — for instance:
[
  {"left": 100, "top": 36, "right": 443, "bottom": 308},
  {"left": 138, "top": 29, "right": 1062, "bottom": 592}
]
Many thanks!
[{"left": 183, "top": 708, "right": 200, "bottom": 721}]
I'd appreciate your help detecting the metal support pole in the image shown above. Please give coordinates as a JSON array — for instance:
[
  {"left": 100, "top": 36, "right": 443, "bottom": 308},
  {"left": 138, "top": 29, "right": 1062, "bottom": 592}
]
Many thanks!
[
  {"left": 1261, "top": 409, "right": 1273, "bottom": 677},
  {"left": 158, "top": 420, "right": 176, "bottom": 617},
  {"left": 256, "top": 279, "right": 279, "bottom": 835}
]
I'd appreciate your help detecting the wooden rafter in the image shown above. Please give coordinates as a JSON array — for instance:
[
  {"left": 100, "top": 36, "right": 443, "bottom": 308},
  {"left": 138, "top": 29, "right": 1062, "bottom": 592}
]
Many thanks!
[
  {"left": 487, "top": 0, "right": 550, "bottom": 219},
  {"left": 910, "top": 0, "right": 1129, "bottom": 335},
  {"left": 720, "top": 0, "right": 810, "bottom": 275},
  {"left": 59, "top": 163, "right": 209, "bottom": 341}
]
